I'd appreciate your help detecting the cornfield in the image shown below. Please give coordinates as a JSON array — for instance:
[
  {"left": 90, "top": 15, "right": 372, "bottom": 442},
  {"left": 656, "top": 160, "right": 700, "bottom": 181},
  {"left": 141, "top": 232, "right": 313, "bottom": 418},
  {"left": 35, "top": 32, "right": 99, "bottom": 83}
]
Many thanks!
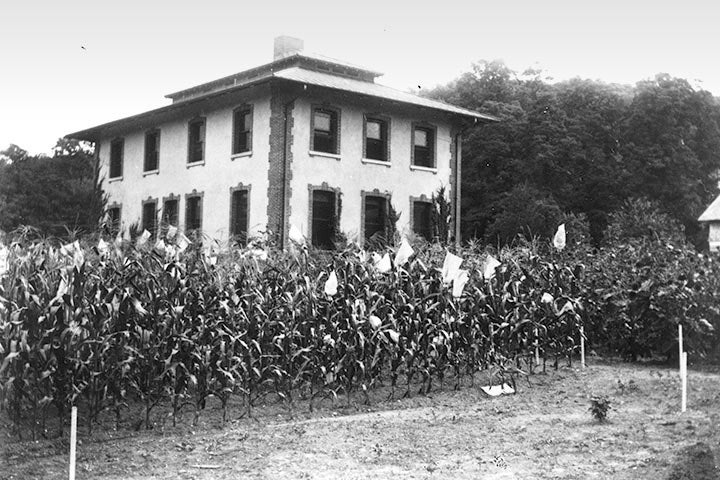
[{"left": 1, "top": 230, "right": 716, "bottom": 439}]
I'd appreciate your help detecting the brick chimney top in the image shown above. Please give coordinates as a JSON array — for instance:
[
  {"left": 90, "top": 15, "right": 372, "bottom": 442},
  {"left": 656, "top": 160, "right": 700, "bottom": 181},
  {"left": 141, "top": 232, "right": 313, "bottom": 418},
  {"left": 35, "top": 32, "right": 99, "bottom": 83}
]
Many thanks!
[{"left": 273, "top": 36, "right": 304, "bottom": 61}]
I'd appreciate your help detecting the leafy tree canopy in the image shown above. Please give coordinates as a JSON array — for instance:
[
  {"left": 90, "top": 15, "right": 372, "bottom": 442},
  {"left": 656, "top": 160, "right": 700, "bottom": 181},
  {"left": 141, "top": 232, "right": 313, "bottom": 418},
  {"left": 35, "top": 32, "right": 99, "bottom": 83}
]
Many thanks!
[
  {"left": 428, "top": 63, "right": 720, "bottom": 248},
  {"left": 0, "top": 139, "right": 105, "bottom": 238}
]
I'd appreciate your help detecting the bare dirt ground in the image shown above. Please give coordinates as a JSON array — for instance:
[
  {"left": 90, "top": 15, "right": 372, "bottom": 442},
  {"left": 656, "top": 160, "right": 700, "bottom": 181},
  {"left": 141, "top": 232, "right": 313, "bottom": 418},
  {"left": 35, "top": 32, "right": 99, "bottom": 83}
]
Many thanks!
[{"left": 2, "top": 359, "right": 719, "bottom": 479}]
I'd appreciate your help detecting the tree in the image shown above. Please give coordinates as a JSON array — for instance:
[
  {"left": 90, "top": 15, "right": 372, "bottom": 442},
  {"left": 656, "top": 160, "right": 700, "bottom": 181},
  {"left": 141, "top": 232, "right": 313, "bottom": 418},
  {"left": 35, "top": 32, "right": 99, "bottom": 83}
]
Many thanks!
[
  {"left": 620, "top": 74, "right": 720, "bottom": 246},
  {"left": 484, "top": 183, "right": 563, "bottom": 245},
  {"left": 427, "top": 62, "right": 720, "bottom": 248},
  {"left": 0, "top": 140, "right": 105, "bottom": 237}
]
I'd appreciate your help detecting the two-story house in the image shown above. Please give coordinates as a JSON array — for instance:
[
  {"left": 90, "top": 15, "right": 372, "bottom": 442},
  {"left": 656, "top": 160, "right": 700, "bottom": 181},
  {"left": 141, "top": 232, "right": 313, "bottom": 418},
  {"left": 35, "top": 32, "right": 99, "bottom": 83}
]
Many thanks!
[{"left": 68, "top": 37, "right": 496, "bottom": 247}]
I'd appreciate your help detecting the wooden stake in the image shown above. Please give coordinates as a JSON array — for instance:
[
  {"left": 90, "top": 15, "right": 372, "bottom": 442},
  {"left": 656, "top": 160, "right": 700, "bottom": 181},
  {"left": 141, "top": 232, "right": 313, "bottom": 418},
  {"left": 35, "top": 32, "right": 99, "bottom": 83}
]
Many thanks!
[
  {"left": 534, "top": 328, "right": 540, "bottom": 366},
  {"left": 580, "top": 325, "right": 586, "bottom": 369},
  {"left": 69, "top": 406, "right": 77, "bottom": 480},
  {"left": 681, "top": 352, "right": 687, "bottom": 413},
  {"left": 678, "top": 324, "right": 683, "bottom": 375}
]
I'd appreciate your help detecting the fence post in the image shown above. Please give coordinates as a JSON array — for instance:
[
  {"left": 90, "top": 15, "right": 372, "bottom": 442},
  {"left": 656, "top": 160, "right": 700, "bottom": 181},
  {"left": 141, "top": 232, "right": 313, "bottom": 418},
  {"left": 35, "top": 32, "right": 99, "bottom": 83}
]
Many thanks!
[{"left": 69, "top": 405, "right": 77, "bottom": 480}]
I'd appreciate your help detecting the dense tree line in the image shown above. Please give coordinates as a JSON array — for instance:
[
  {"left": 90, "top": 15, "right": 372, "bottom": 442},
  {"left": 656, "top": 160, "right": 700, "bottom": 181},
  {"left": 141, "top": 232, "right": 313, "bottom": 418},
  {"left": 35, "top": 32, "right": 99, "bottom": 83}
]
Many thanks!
[
  {"left": 428, "top": 61, "right": 720, "bottom": 247},
  {"left": 0, "top": 139, "right": 105, "bottom": 238}
]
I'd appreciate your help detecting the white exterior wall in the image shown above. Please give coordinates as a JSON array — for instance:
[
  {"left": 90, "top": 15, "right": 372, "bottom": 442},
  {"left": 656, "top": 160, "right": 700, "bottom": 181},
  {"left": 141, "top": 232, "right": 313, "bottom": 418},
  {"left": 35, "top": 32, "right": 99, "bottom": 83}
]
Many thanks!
[
  {"left": 709, "top": 223, "right": 720, "bottom": 251},
  {"left": 288, "top": 96, "right": 454, "bottom": 242},
  {"left": 99, "top": 90, "right": 271, "bottom": 240}
]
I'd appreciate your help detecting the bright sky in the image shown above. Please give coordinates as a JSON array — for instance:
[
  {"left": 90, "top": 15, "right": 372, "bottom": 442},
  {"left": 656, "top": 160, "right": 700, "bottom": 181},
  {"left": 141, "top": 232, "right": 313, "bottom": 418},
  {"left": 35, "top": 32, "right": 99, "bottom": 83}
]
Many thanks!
[{"left": 2, "top": 0, "right": 719, "bottom": 156}]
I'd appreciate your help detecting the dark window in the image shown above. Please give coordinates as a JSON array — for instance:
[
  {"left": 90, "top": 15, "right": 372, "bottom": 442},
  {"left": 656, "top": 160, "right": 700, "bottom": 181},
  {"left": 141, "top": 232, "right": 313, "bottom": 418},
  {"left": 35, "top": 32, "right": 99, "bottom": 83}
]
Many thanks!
[
  {"left": 312, "top": 108, "right": 338, "bottom": 154},
  {"left": 365, "top": 117, "right": 388, "bottom": 161},
  {"left": 162, "top": 199, "right": 179, "bottom": 227},
  {"left": 364, "top": 195, "right": 387, "bottom": 241},
  {"left": 144, "top": 130, "right": 160, "bottom": 172},
  {"left": 188, "top": 118, "right": 205, "bottom": 163},
  {"left": 142, "top": 201, "right": 157, "bottom": 239},
  {"left": 412, "top": 126, "right": 435, "bottom": 168},
  {"left": 232, "top": 108, "right": 252, "bottom": 154},
  {"left": 107, "top": 206, "right": 121, "bottom": 236},
  {"left": 311, "top": 190, "right": 336, "bottom": 249},
  {"left": 413, "top": 201, "right": 433, "bottom": 241},
  {"left": 109, "top": 139, "right": 124, "bottom": 178},
  {"left": 230, "top": 190, "right": 249, "bottom": 244},
  {"left": 185, "top": 195, "right": 203, "bottom": 233}
]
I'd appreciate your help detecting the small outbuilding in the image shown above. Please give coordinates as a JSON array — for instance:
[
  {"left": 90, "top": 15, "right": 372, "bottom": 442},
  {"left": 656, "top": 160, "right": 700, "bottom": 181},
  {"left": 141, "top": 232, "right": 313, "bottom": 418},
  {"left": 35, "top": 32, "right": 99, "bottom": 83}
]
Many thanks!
[{"left": 698, "top": 194, "right": 720, "bottom": 250}]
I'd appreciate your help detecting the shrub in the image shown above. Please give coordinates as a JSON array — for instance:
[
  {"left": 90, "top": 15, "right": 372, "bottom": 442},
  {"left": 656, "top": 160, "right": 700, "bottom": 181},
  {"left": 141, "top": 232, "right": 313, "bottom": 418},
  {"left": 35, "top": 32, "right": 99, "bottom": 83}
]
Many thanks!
[{"left": 589, "top": 396, "right": 611, "bottom": 422}]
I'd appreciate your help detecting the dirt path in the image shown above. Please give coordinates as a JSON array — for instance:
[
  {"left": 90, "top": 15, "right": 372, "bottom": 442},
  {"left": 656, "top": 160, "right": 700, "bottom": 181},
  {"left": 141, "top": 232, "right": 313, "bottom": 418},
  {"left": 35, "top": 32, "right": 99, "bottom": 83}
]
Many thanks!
[{"left": 3, "top": 361, "right": 720, "bottom": 479}]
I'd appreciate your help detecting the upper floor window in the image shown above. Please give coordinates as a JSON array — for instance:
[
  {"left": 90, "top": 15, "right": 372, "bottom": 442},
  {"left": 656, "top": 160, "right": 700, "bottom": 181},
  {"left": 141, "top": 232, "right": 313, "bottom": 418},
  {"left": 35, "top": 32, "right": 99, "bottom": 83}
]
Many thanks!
[
  {"left": 188, "top": 118, "right": 206, "bottom": 164},
  {"left": 311, "top": 107, "right": 339, "bottom": 154},
  {"left": 232, "top": 107, "right": 253, "bottom": 155},
  {"left": 109, "top": 138, "right": 124, "bottom": 179},
  {"left": 364, "top": 116, "right": 389, "bottom": 162},
  {"left": 185, "top": 193, "right": 203, "bottom": 234},
  {"left": 412, "top": 125, "right": 436, "bottom": 168},
  {"left": 144, "top": 129, "right": 160, "bottom": 172}
]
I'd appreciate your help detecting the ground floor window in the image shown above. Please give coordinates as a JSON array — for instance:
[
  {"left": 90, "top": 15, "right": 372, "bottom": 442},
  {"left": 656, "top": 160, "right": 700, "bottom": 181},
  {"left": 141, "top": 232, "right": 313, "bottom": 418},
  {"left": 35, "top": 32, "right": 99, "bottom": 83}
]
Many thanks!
[
  {"left": 142, "top": 199, "right": 158, "bottom": 239},
  {"left": 107, "top": 205, "right": 121, "bottom": 237},
  {"left": 413, "top": 200, "right": 433, "bottom": 241},
  {"left": 230, "top": 189, "right": 249, "bottom": 245},
  {"left": 185, "top": 193, "right": 203, "bottom": 234},
  {"left": 162, "top": 198, "right": 179, "bottom": 227},
  {"left": 311, "top": 190, "right": 336, "bottom": 249},
  {"left": 364, "top": 194, "right": 387, "bottom": 243}
]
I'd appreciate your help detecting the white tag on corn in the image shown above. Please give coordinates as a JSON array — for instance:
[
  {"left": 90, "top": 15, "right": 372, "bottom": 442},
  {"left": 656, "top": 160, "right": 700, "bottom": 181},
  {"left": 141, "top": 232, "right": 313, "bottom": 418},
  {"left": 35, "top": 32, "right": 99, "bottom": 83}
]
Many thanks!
[
  {"left": 375, "top": 253, "right": 391, "bottom": 273},
  {"left": 324, "top": 271, "right": 338, "bottom": 296},
  {"left": 60, "top": 242, "right": 75, "bottom": 257},
  {"left": 176, "top": 233, "right": 191, "bottom": 252},
  {"left": 394, "top": 237, "right": 414, "bottom": 266},
  {"left": 289, "top": 224, "right": 305, "bottom": 244},
  {"left": 482, "top": 254, "right": 501, "bottom": 281},
  {"left": 0, "top": 245, "right": 8, "bottom": 276},
  {"left": 452, "top": 269, "right": 469, "bottom": 298},
  {"left": 441, "top": 251, "right": 463, "bottom": 284},
  {"left": 553, "top": 224, "right": 566, "bottom": 251},
  {"left": 154, "top": 239, "right": 166, "bottom": 253},
  {"left": 97, "top": 239, "right": 109, "bottom": 255},
  {"left": 250, "top": 248, "right": 268, "bottom": 261},
  {"left": 137, "top": 230, "right": 151, "bottom": 246}
]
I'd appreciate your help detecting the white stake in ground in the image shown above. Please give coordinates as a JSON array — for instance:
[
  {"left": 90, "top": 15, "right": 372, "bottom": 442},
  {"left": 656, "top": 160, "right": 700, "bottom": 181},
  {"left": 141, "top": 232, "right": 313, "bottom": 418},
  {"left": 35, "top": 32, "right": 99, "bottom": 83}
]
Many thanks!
[
  {"left": 580, "top": 325, "right": 586, "bottom": 369},
  {"left": 678, "top": 324, "right": 683, "bottom": 375},
  {"left": 69, "top": 405, "right": 77, "bottom": 480},
  {"left": 681, "top": 351, "right": 688, "bottom": 413},
  {"left": 534, "top": 328, "right": 540, "bottom": 366}
]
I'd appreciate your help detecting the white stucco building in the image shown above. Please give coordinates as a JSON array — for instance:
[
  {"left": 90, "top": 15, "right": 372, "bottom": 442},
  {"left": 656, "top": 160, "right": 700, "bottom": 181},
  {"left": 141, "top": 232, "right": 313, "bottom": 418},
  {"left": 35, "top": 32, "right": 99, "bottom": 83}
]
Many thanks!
[
  {"left": 699, "top": 193, "right": 720, "bottom": 251},
  {"left": 68, "top": 37, "right": 495, "bottom": 247}
]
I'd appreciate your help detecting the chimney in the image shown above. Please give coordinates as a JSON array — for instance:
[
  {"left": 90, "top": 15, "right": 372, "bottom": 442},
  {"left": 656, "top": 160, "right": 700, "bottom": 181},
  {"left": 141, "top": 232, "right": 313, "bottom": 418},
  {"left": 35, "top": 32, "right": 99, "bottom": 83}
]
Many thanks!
[{"left": 273, "top": 36, "right": 304, "bottom": 60}]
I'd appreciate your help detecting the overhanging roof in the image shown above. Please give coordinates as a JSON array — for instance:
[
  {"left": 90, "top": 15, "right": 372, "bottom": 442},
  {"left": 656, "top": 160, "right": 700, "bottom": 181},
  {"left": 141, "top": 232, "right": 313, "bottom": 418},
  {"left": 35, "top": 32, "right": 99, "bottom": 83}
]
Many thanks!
[
  {"left": 699, "top": 194, "right": 720, "bottom": 222},
  {"left": 274, "top": 67, "right": 497, "bottom": 121},
  {"left": 67, "top": 66, "right": 497, "bottom": 142}
]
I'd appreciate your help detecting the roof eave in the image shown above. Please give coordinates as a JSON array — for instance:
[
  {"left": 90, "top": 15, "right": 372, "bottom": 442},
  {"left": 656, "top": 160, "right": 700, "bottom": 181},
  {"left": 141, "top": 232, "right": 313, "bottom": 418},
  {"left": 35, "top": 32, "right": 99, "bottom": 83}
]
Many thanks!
[
  {"left": 271, "top": 75, "right": 498, "bottom": 122},
  {"left": 66, "top": 76, "right": 273, "bottom": 142}
]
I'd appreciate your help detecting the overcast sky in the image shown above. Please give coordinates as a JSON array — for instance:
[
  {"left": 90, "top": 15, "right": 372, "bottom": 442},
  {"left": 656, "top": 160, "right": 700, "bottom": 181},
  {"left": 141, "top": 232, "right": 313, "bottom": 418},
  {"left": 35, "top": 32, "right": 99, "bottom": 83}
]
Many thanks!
[{"left": 2, "top": 0, "right": 719, "bottom": 156}]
